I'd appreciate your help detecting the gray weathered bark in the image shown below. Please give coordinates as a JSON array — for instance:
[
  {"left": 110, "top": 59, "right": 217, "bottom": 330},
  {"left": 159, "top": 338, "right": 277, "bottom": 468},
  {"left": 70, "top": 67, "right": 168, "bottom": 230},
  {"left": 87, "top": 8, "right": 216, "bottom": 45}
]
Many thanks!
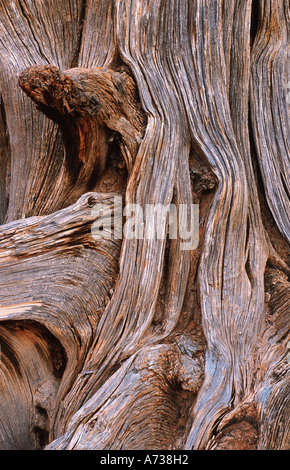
[{"left": 0, "top": 0, "right": 289, "bottom": 450}]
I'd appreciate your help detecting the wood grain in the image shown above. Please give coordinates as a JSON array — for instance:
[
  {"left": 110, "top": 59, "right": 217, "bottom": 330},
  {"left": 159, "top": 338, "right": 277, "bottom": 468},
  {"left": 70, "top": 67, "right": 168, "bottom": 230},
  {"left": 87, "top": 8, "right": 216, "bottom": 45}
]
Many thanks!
[
  {"left": 0, "top": 0, "right": 289, "bottom": 451},
  {"left": 0, "top": 193, "right": 120, "bottom": 448}
]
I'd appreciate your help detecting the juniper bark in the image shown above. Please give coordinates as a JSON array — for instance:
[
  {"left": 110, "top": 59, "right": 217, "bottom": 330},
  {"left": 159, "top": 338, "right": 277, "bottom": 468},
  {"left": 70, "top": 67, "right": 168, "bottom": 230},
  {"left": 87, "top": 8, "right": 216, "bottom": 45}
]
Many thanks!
[{"left": 0, "top": 0, "right": 289, "bottom": 450}]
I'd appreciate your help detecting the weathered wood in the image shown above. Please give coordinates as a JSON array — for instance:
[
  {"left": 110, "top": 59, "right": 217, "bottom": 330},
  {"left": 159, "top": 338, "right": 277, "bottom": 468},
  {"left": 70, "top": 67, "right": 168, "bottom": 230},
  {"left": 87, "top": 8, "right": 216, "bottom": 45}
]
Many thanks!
[
  {"left": 251, "top": 0, "right": 290, "bottom": 244},
  {"left": 19, "top": 65, "right": 146, "bottom": 176},
  {"left": 0, "top": 0, "right": 85, "bottom": 222},
  {"left": 0, "top": 193, "right": 120, "bottom": 448},
  {"left": 0, "top": 0, "right": 289, "bottom": 451}
]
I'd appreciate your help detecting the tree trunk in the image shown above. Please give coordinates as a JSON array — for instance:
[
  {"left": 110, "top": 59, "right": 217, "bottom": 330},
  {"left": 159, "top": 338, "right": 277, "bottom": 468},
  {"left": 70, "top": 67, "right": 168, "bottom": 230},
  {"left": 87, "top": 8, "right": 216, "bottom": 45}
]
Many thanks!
[{"left": 0, "top": 0, "right": 289, "bottom": 451}]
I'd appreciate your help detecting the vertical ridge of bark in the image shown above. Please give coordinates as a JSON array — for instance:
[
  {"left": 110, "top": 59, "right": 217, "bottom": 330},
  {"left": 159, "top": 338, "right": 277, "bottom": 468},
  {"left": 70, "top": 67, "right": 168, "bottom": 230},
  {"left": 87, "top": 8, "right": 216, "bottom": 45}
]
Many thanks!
[
  {"left": 78, "top": 0, "right": 115, "bottom": 68},
  {"left": 0, "top": 0, "right": 288, "bottom": 451},
  {"left": 250, "top": 0, "right": 290, "bottom": 244},
  {"left": 51, "top": 0, "right": 195, "bottom": 440},
  {"left": 227, "top": 0, "right": 268, "bottom": 393},
  {"left": 167, "top": 0, "right": 268, "bottom": 449}
]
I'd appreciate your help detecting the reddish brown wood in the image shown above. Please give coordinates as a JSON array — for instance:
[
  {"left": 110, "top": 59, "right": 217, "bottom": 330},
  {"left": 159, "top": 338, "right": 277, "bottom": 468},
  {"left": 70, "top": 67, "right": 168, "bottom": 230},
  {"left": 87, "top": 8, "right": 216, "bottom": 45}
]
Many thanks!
[{"left": 0, "top": 0, "right": 289, "bottom": 451}]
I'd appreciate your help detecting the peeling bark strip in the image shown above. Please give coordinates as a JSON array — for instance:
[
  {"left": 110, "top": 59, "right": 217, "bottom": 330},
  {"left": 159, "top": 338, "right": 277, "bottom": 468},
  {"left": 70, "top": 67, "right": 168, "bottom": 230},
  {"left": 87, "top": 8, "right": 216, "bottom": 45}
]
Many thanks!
[{"left": 0, "top": 0, "right": 289, "bottom": 451}]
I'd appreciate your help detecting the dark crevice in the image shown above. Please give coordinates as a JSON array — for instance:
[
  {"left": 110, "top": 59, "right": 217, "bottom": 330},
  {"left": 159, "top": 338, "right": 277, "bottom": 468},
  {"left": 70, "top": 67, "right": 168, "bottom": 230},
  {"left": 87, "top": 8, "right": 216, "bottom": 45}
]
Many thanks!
[
  {"left": 245, "top": 214, "right": 251, "bottom": 251},
  {"left": 33, "top": 426, "right": 49, "bottom": 450},
  {"left": 189, "top": 149, "right": 218, "bottom": 204},
  {"left": 0, "top": 94, "right": 10, "bottom": 225},
  {"left": 35, "top": 405, "right": 48, "bottom": 420},
  {"left": 245, "top": 256, "right": 254, "bottom": 287},
  {"left": 244, "top": 215, "right": 253, "bottom": 285},
  {"left": 152, "top": 235, "right": 171, "bottom": 332},
  {"left": 88, "top": 131, "right": 126, "bottom": 191},
  {"left": 250, "top": 0, "right": 260, "bottom": 47},
  {"left": 110, "top": 48, "right": 126, "bottom": 70}
]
